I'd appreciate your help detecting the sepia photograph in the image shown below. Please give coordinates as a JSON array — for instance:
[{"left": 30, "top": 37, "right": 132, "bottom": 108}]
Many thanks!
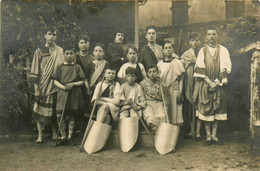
[{"left": 0, "top": 0, "right": 259, "bottom": 170}]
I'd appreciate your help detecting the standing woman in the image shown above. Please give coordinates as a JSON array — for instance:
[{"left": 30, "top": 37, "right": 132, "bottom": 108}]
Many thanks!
[
  {"left": 106, "top": 29, "right": 127, "bottom": 72},
  {"left": 157, "top": 40, "right": 185, "bottom": 125}
]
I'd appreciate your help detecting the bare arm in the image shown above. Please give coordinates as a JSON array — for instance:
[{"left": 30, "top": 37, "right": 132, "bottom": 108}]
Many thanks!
[
  {"left": 99, "top": 97, "right": 120, "bottom": 106},
  {"left": 34, "top": 83, "right": 40, "bottom": 97},
  {"left": 54, "top": 80, "right": 66, "bottom": 90},
  {"left": 67, "top": 80, "right": 84, "bottom": 87}
]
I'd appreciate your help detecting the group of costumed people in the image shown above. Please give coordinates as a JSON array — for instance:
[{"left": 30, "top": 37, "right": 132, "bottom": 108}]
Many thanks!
[{"left": 30, "top": 24, "right": 231, "bottom": 154}]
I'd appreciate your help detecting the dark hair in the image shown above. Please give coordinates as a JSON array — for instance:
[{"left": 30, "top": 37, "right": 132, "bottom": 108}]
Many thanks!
[
  {"left": 78, "top": 35, "right": 90, "bottom": 42},
  {"left": 126, "top": 44, "right": 138, "bottom": 55},
  {"left": 162, "top": 40, "right": 174, "bottom": 49},
  {"left": 111, "top": 28, "right": 126, "bottom": 43},
  {"left": 146, "top": 65, "right": 158, "bottom": 72},
  {"left": 188, "top": 32, "right": 201, "bottom": 41},
  {"left": 206, "top": 25, "right": 218, "bottom": 34},
  {"left": 94, "top": 43, "right": 105, "bottom": 51},
  {"left": 105, "top": 65, "right": 116, "bottom": 72},
  {"left": 125, "top": 67, "right": 137, "bottom": 76},
  {"left": 146, "top": 25, "right": 157, "bottom": 34},
  {"left": 64, "top": 45, "right": 75, "bottom": 52},
  {"left": 44, "top": 26, "right": 57, "bottom": 33}
]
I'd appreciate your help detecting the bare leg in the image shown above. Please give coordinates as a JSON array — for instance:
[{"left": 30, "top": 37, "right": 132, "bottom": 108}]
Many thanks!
[
  {"left": 212, "top": 120, "right": 219, "bottom": 141},
  {"left": 36, "top": 122, "right": 43, "bottom": 143},
  {"left": 52, "top": 123, "right": 58, "bottom": 140},
  {"left": 196, "top": 119, "right": 201, "bottom": 138},
  {"left": 205, "top": 122, "right": 211, "bottom": 141},
  {"left": 189, "top": 121, "right": 194, "bottom": 136},
  {"left": 96, "top": 104, "right": 110, "bottom": 123}
]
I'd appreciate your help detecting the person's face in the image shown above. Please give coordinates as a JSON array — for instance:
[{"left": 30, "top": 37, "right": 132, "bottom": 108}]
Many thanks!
[
  {"left": 147, "top": 67, "right": 158, "bottom": 80},
  {"left": 189, "top": 37, "right": 201, "bottom": 49},
  {"left": 93, "top": 46, "right": 104, "bottom": 60},
  {"left": 114, "top": 33, "right": 124, "bottom": 44},
  {"left": 146, "top": 29, "right": 157, "bottom": 43},
  {"left": 64, "top": 50, "right": 75, "bottom": 63},
  {"left": 206, "top": 30, "right": 218, "bottom": 45},
  {"left": 44, "top": 31, "right": 57, "bottom": 44},
  {"left": 163, "top": 43, "right": 174, "bottom": 57},
  {"left": 127, "top": 48, "right": 137, "bottom": 63},
  {"left": 78, "top": 39, "right": 89, "bottom": 51},
  {"left": 105, "top": 69, "right": 116, "bottom": 81},
  {"left": 126, "top": 74, "right": 136, "bottom": 85}
]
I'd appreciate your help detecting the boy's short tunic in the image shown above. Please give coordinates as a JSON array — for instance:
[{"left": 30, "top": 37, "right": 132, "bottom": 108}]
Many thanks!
[
  {"left": 120, "top": 83, "right": 146, "bottom": 117},
  {"left": 118, "top": 62, "right": 146, "bottom": 83},
  {"left": 140, "top": 78, "right": 166, "bottom": 126},
  {"left": 75, "top": 52, "right": 93, "bottom": 114},
  {"left": 193, "top": 45, "right": 231, "bottom": 121},
  {"left": 157, "top": 57, "right": 185, "bottom": 125},
  {"left": 92, "top": 81, "right": 124, "bottom": 121},
  {"left": 52, "top": 63, "right": 85, "bottom": 118},
  {"left": 30, "top": 45, "right": 64, "bottom": 124}
]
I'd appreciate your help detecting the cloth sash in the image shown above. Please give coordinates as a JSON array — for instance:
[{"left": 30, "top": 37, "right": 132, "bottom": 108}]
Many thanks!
[{"left": 90, "top": 60, "right": 106, "bottom": 87}]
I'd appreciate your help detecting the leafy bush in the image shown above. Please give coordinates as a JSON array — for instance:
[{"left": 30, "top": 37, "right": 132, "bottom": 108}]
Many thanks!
[
  {"left": 226, "top": 14, "right": 259, "bottom": 51},
  {"left": 0, "top": 62, "right": 32, "bottom": 134}
]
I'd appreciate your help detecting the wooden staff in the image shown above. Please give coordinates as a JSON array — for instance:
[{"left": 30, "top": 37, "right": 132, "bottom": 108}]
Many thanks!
[
  {"left": 80, "top": 78, "right": 105, "bottom": 152},
  {"left": 55, "top": 91, "right": 69, "bottom": 147}
]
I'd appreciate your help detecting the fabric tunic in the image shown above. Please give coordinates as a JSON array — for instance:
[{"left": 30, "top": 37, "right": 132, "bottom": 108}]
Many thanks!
[
  {"left": 86, "top": 60, "right": 110, "bottom": 90},
  {"left": 181, "top": 48, "right": 198, "bottom": 120},
  {"left": 91, "top": 81, "right": 124, "bottom": 121},
  {"left": 140, "top": 78, "right": 166, "bottom": 126},
  {"left": 193, "top": 45, "right": 231, "bottom": 121},
  {"left": 117, "top": 62, "right": 147, "bottom": 83},
  {"left": 120, "top": 83, "right": 146, "bottom": 118},
  {"left": 139, "top": 44, "right": 164, "bottom": 69},
  {"left": 52, "top": 63, "right": 85, "bottom": 118},
  {"left": 106, "top": 42, "right": 127, "bottom": 72},
  {"left": 30, "top": 44, "right": 64, "bottom": 124},
  {"left": 75, "top": 52, "right": 93, "bottom": 113},
  {"left": 157, "top": 57, "right": 185, "bottom": 125}
]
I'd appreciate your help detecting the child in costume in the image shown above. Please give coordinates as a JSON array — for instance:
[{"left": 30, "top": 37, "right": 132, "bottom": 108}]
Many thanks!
[
  {"left": 140, "top": 65, "right": 166, "bottom": 131},
  {"left": 157, "top": 41, "right": 185, "bottom": 125},
  {"left": 181, "top": 32, "right": 202, "bottom": 140},
  {"left": 118, "top": 44, "right": 146, "bottom": 84},
  {"left": 52, "top": 47, "right": 85, "bottom": 145},
  {"left": 86, "top": 43, "right": 110, "bottom": 93},
  {"left": 91, "top": 66, "right": 124, "bottom": 124},
  {"left": 30, "top": 26, "right": 64, "bottom": 143},
  {"left": 119, "top": 67, "right": 146, "bottom": 119}
]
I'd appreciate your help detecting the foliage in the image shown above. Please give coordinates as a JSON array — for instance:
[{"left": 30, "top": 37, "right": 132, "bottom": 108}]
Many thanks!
[
  {"left": 0, "top": 62, "right": 32, "bottom": 134},
  {"left": 226, "top": 14, "right": 259, "bottom": 50}
]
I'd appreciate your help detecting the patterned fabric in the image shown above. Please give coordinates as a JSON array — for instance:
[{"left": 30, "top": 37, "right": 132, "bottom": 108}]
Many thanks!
[{"left": 30, "top": 45, "right": 64, "bottom": 124}]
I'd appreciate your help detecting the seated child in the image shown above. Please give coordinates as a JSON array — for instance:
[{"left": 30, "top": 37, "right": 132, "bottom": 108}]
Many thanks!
[
  {"left": 117, "top": 44, "right": 146, "bottom": 84},
  {"left": 140, "top": 65, "right": 166, "bottom": 131},
  {"left": 86, "top": 43, "right": 110, "bottom": 92},
  {"left": 120, "top": 67, "right": 146, "bottom": 119},
  {"left": 52, "top": 46, "right": 85, "bottom": 146},
  {"left": 91, "top": 66, "right": 124, "bottom": 124}
]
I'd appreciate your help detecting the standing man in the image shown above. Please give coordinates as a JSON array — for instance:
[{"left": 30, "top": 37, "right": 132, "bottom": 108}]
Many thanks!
[
  {"left": 30, "top": 26, "right": 64, "bottom": 143},
  {"left": 139, "top": 26, "right": 164, "bottom": 69},
  {"left": 193, "top": 26, "right": 232, "bottom": 145}
]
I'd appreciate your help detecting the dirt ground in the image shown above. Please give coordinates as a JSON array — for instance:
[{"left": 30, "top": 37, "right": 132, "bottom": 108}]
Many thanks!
[{"left": 0, "top": 132, "right": 259, "bottom": 171}]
